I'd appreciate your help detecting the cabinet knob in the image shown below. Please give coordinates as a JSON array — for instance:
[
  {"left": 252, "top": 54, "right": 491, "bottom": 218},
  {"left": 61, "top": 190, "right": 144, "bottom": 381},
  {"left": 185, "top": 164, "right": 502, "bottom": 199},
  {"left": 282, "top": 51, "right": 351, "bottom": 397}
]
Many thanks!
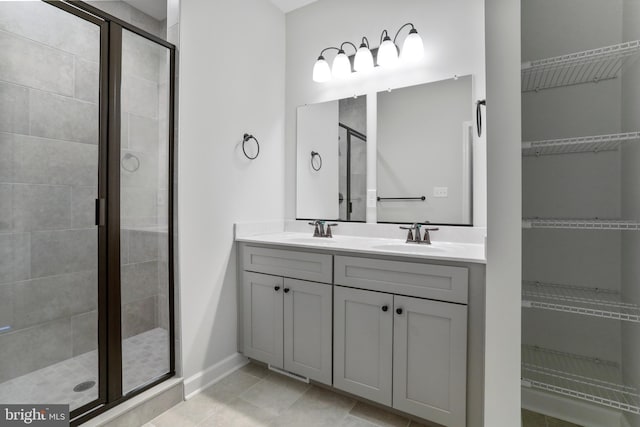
[
  {"left": 274, "top": 286, "right": 280, "bottom": 291},
  {"left": 284, "top": 288, "right": 290, "bottom": 293},
  {"left": 396, "top": 308, "right": 403, "bottom": 315},
  {"left": 381, "top": 305, "right": 389, "bottom": 312}
]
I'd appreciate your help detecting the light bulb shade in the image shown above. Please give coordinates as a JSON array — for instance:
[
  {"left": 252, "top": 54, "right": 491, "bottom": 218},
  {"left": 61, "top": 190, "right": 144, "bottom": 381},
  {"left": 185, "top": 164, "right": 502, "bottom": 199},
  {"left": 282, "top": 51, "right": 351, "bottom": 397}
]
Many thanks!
[
  {"left": 401, "top": 29, "right": 424, "bottom": 62},
  {"left": 377, "top": 37, "right": 398, "bottom": 67},
  {"left": 332, "top": 50, "right": 352, "bottom": 78},
  {"left": 312, "top": 56, "right": 331, "bottom": 82},
  {"left": 354, "top": 45, "right": 374, "bottom": 72}
]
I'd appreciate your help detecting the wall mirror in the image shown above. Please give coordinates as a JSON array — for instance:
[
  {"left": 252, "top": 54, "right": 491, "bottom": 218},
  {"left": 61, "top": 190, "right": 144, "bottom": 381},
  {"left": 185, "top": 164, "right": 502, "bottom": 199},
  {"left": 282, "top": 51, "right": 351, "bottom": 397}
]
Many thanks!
[
  {"left": 377, "top": 75, "right": 473, "bottom": 225},
  {"left": 296, "top": 96, "right": 367, "bottom": 221}
]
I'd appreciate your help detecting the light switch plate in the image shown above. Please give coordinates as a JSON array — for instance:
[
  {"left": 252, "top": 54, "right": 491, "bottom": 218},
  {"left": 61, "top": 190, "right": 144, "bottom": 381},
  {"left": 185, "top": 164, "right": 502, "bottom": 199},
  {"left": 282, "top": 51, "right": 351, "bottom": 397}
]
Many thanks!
[
  {"left": 367, "top": 189, "right": 377, "bottom": 208},
  {"left": 433, "top": 187, "right": 448, "bottom": 198}
]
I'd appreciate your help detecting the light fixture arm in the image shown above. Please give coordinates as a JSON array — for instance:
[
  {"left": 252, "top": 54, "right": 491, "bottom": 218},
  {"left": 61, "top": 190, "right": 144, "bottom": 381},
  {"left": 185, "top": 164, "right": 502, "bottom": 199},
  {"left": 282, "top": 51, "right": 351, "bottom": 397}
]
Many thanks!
[
  {"left": 379, "top": 29, "right": 391, "bottom": 46},
  {"left": 393, "top": 23, "right": 416, "bottom": 44},
  {"left": 340, "top": 41, "right": 358, "bottom": 54},
  {"left": 318, "top": 46, "right": 340, "bottom": 58},
  {"left": 360, "top": 37, "right": 370, "bottom": 49}
]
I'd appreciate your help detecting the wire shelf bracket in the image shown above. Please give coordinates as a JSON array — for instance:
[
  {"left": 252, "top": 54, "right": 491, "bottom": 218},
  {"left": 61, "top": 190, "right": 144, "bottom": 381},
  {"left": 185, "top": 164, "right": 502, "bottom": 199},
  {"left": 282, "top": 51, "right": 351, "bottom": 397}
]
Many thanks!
[
  {"left": 522, "top": 345, "right": 640, "bottom": 414},
  {"left": 523, "top": 218, "right": 640, "bottom": 231},
  {"left": 522, "top": 132, "right": 640, "bottom": 156},
  {"left": 522, "top": 40, "right": 640, "bottom": 92},
  {"left": 522, "top": 281, "right": 640, "bottom": 323}
]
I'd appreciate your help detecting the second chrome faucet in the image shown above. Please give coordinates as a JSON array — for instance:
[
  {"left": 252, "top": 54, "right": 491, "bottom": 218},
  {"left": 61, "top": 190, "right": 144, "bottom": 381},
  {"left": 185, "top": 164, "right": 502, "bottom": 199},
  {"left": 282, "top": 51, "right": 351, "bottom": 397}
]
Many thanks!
[
  {"left": 309, "top": 220, "right": 338, "bottom": 238},
  {"left": 399, "top": 223, "right": 439, "bottom": 244}
]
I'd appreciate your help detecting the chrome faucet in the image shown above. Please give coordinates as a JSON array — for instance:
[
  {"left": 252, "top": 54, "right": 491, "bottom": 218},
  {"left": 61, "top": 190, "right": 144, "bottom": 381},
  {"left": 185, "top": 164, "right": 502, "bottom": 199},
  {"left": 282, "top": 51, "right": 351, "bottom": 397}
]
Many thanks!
[
  {"left": 309, "top": 220, "right": 338, "bottom": 238},
  {"left": 399, "top": 222, "right": 439, "bottom": 244}
]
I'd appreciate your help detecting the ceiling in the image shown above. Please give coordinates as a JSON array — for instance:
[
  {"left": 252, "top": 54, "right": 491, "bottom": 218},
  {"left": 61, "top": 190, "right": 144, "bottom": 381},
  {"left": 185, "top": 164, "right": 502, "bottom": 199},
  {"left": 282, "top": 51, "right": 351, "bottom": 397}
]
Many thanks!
[{"left": 269, "top": 0, "right": 319, "bottom": 13}]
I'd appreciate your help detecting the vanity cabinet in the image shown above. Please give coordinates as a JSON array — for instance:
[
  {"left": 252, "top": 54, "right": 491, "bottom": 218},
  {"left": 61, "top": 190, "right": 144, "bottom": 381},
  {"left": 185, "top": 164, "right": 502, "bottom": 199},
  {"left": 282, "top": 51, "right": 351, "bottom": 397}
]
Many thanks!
[
  {"left": 239, "top": 243, "right": 482, "bottom": 427},
  {"left": 333, "top": 286, "right": 468, "bottom": 426},
  {"left": 242, "top": 271, "right": 333, "bottom": 385}
]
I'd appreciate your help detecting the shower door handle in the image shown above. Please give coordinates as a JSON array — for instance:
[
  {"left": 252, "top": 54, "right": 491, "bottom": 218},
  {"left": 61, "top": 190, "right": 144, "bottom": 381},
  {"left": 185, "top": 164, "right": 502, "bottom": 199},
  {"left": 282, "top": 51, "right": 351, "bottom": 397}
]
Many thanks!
[{"left": 95, "top": 199, "right": 106, "bottom": 226}]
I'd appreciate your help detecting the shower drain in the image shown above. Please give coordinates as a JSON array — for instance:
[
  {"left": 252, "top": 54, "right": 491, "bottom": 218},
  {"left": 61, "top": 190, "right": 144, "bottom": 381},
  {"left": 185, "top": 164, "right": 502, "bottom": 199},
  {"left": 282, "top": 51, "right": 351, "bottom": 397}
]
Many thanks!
[{"left": 73, "top": 381, "right": 96, "bottom": 392}]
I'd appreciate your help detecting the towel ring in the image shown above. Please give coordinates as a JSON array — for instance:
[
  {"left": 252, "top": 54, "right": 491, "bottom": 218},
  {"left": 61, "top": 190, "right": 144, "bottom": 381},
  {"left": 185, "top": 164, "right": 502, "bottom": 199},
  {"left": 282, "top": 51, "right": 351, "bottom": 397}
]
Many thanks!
[
  {"left": 242, "top": 133, "right": 260, "bottom": 160},
  {"left": 121, "top": 152, "right": 140, "bottom": 172},
  {"left": 310, "top": 151, "right": 322, "bottom": 171},
  {"left": 476, "top": 99, "right": 486, "bottom": 137}
]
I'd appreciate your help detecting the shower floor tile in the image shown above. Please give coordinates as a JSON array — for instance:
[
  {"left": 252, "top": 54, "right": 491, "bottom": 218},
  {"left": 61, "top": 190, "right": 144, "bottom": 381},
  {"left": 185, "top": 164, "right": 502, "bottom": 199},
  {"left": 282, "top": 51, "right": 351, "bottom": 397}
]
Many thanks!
[{"left": 0, "top": 328, "right": 169, "bottom": 411}]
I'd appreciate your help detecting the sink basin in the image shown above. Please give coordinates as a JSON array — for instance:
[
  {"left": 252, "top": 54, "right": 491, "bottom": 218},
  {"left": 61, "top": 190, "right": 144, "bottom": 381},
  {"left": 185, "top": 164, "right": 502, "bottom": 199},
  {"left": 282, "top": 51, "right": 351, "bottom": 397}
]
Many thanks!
[
  {"left": 282, "top": 237, "right": 337, "bottom": 245},
  {"left": 371, "top": 243, "right": 446, "bottom": 253}
]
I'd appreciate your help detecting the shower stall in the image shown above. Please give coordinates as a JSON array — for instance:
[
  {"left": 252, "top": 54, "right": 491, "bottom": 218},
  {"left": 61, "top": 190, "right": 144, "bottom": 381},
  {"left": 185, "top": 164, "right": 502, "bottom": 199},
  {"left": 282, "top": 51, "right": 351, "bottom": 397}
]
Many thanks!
[{"left": 0, "top": 0, "right": 175, "bottom": 423}]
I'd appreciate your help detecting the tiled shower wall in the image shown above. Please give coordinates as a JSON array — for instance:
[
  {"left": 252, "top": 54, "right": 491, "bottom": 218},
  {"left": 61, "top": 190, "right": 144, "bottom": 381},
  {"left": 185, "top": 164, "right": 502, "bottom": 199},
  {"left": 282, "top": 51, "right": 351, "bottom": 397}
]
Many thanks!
[{"left": 0, "top": 1, "right": 169, "bottom": 384}]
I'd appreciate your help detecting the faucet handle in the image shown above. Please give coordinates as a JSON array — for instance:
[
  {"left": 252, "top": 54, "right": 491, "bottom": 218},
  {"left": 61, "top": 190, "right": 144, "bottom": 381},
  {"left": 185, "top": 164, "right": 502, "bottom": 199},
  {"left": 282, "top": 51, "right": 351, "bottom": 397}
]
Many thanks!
[
  {"left": 422, "top": 227, "right": 439, "bottom": 244},
  {"left": 326, "top": 223, "right": 338, "bottom": 238},
  {"left": 309, "top": 221, "right": 321, "bottom": 237},
  {"left": 399, "top": 225, "right": 414, "bottom": 242}
]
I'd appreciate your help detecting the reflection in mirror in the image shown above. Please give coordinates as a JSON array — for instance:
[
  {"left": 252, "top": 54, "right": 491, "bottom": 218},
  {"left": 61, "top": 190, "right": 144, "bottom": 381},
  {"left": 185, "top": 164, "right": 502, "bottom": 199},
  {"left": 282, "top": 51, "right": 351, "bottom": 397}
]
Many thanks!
[
  {"left": 377, "top": 76, "right": 473, "bottom": 225},
  {"left": 338, "top": 97, "right": 366, "bottom": 221},
  {"left": 296, "top": 96, "right": 367, "bottom": 221}
]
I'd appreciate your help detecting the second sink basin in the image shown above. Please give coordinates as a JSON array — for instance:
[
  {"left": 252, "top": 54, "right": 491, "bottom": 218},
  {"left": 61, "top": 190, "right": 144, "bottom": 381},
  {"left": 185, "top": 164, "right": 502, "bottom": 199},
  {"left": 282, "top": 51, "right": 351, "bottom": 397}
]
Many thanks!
[{"left": 371, "top": 243, "right": 446, "bottom": 253}]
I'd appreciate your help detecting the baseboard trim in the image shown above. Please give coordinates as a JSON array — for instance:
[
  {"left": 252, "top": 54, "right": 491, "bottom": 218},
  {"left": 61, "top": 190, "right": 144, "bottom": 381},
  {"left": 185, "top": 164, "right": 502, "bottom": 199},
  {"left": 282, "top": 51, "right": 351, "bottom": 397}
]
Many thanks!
[
  {"left": 522, "top": 387, "right": 626, "bottom": 427},
  {"left": 183, "top": 352, "right": 249, "bottom": 399}
]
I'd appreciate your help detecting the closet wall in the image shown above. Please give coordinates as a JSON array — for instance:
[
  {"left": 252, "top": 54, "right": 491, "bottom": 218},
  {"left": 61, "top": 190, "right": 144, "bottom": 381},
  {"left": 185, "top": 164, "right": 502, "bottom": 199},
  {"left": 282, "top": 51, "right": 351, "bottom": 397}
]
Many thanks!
[
  {"left": 522, "top": 0, "right": 623, "bottom": 361},
  {"left": 622, "top": 2, "right": 640, "bottom": 426},
  {"left": 522, "top": 1, "right": 640, "bottom": 426}
]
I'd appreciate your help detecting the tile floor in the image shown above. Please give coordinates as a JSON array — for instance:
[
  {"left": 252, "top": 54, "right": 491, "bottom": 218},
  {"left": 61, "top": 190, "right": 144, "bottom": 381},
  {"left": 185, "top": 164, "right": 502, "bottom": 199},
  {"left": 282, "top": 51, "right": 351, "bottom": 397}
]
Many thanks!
[
  {"left": 148, "top": 363, "right": 584, "bottom": 427},
  {"left": 0, "top": 328, "right": 169, "bottom": 411}
]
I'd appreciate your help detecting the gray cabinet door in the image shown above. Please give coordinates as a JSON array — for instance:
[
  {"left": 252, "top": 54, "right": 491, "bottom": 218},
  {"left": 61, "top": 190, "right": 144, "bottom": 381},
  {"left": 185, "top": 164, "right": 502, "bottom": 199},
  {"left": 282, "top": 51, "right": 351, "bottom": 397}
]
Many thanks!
[
  {"left": 333, "top": 286, "right": 393, "bottom": 406},
  {"left": 393, "top": 295, "right": 468, "bottom": 427},
  {"left": 243, "top": 272, "right": 284, "bottom": 368},
  {"left": 283, "top": 278, "right": 332, "bottom": 385}
]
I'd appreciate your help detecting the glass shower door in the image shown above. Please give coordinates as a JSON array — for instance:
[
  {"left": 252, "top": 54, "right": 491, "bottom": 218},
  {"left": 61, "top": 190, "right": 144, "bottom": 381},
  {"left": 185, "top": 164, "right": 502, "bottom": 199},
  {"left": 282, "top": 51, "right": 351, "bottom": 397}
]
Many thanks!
[
  {"left": 0, "top": 0, "right": 103, "bottom": 412},
  {"left": 119, "top": 28, "right": 172, "bottom": 394}
]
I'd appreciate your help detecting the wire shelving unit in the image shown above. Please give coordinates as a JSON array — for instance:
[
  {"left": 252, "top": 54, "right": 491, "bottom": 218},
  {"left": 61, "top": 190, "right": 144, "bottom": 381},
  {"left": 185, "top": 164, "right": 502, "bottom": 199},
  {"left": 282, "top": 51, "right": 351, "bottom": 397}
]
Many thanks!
[
  {"left": 523, "top": 218, "right": 640, "bottom": 231},
  {"left": 522, "top": 40, "right": 640, "bottom": 92},
  {"left": 522, "top": 345, "right": 640, "bottom": 414},
  {"left": 522, "top": 132, "right": 640, "bottom": 156},
  {"left": 522, "top": 281, "right": 640, "bottom": 322}
]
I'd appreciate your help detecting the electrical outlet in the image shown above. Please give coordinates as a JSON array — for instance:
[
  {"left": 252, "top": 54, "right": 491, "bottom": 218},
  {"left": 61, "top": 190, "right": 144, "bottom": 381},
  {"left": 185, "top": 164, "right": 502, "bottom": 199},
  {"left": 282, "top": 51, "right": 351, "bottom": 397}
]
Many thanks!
[{"left": 433, "top": 187, "right": 448, "bottom": 198}]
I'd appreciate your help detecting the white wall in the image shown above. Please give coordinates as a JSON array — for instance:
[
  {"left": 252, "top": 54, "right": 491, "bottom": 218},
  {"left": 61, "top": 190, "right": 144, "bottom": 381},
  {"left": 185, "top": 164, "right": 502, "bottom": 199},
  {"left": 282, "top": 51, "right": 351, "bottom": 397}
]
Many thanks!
[
  {"left": 484, "top": 0, "right": 522, "bottom": 426},
  {"left": 285, "top": 0, "right": 486, "bottom": 226},
  {"left": 177, "top": 0, "right": 285, "bottom": 391},
  {"left": 621, "top": 2, "right": 640, "bottom": 426}
]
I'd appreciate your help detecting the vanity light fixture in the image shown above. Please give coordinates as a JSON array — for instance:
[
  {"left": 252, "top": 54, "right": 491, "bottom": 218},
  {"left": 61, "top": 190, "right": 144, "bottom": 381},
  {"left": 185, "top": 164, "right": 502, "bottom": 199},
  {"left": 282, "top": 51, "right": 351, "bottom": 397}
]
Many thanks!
[
  {"left": 354, "top": 37, "right": 374, "bottom": 72},
  {"left": 332, "top": 42, "right": 357, "bottom": 79},
  {"left": 377, "top": 30, "right": 399, "bottom": 67},
  {"left": 312, "top": 47, "right": 337, "bottom": 83},
  {"left": 312, "top": 23, "right": 424, "bottom": 82}
]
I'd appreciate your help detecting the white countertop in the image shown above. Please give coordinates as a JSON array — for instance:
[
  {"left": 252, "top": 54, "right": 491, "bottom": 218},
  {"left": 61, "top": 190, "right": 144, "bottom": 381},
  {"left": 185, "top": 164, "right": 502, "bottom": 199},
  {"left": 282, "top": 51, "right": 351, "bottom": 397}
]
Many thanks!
[{"left": 235, "top": 231, "right": 486, "bottom": 264}]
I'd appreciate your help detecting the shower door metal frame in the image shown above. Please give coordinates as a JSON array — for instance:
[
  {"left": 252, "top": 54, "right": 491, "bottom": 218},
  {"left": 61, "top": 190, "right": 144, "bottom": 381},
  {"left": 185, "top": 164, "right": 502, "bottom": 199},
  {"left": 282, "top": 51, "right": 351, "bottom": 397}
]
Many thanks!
[
  {"left": 40, "top": 2, "right": 177, "bottom": 425},
  {"left": 339, "top": 123, "right": 367, "bottom": 222}
]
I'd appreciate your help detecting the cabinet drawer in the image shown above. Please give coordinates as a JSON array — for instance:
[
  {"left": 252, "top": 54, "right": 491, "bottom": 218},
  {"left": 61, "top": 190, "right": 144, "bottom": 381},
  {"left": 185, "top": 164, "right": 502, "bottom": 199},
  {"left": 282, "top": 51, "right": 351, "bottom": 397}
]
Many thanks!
[
  {"left": 242, "top": 245, "right": 333, "bottom": 284},
  {"left": 334, "top": 256, "right": 468, "bottom": 304}
]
